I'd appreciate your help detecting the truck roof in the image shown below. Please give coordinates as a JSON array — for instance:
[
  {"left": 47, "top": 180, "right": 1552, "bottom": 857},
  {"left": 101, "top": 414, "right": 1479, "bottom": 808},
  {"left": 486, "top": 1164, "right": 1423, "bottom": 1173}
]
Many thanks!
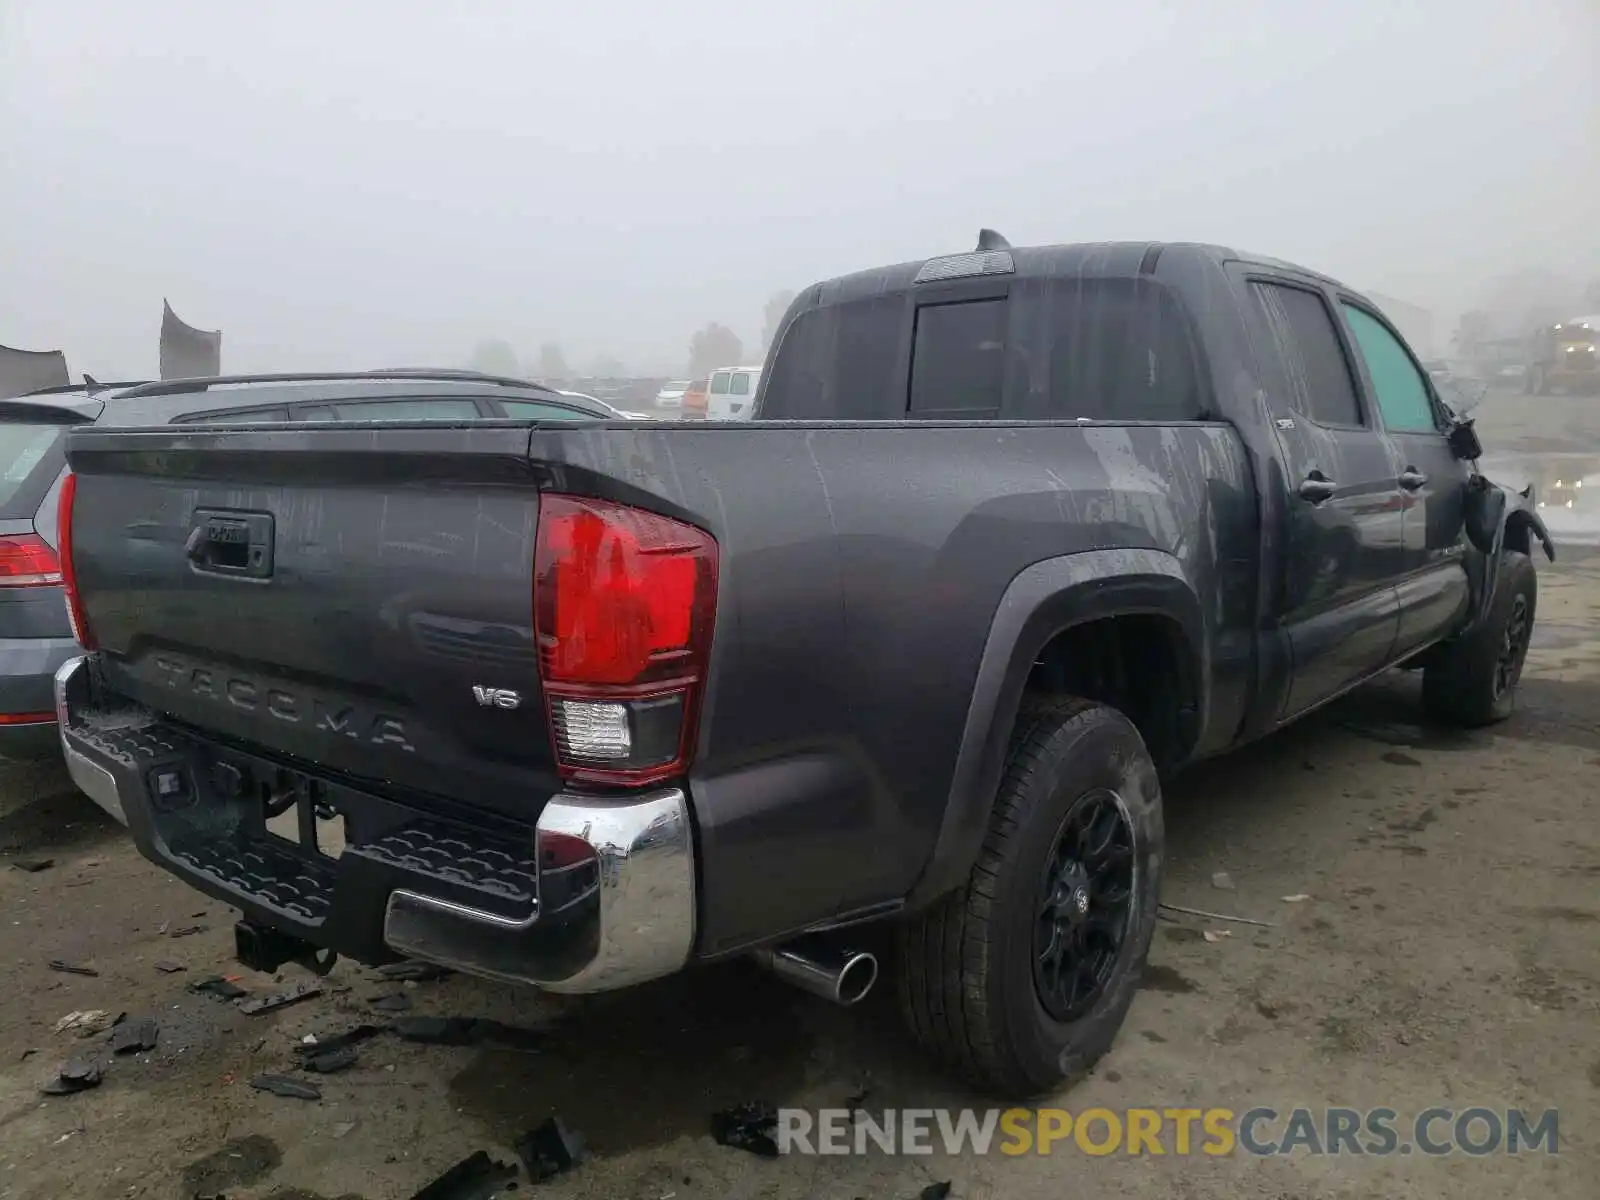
[{"left": 805, "top": 239, "right": 1350, "bottom": 308}]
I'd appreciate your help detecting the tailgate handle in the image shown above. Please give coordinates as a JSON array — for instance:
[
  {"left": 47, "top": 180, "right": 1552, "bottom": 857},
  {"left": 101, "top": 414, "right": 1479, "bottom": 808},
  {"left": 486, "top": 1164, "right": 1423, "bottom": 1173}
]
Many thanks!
[{"left": 185, "top": 509, "right": 275, "bottom": 579}]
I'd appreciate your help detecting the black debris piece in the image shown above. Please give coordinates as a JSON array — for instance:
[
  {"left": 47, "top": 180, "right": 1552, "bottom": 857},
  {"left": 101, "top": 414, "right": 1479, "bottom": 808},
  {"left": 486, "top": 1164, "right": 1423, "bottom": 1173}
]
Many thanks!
[
  {"left": 298, "top": 1023, "right": 387, "bottom": 1059},
  {"left": 47, "top": 959, "right": 99, "bottom": 977},
  {"left": 377, "top": 960, "right": 453, "bottom": 982},
  {"left": 41, "top": 1054, "right": 105, "bottom": 1095},
  {"left": 368, "top": 991, "right": 413, "bottom": 1013},
  {"left": 109, "top": 1016, "right": 159, "bottom": 1055},
  {"left": 390, "top": 1015, "right": 543, "bottom": 1050},
  {"left": 919, "top": 1184, "right": 953, "bottom": 1200},
  {"left": 249, "top": 1074, "right": 322, "bottom": 1101},
  {"left": 712, "top": 1102, "right": 781, "bottom": 1159},
  {"left": 390, "top": 1016, "right": 480, "bottom": 1046},
  {"left": 154, "top": 959, "right": 187, "bottom": 974},
  {"left": 515, "top": 1116, "right": 587, "bottom": 1183},
  {"left": 12, "top": 857, "right": 54, "bottom": 873},
  {"left": 189, "top": 975, "right": 250, "bottom": 1001},
  {"left": 238, "top": 980, "right": 323, "bottom": 1015},
  {"left": 408, "top": 1149, "right": 518, "bottom": 1200},
  {"left": 302, "top": 1044, "right": 359, "bottom": 1074},
  {"left": 169, "top": 924, "right": 209, "bottom": 938}
]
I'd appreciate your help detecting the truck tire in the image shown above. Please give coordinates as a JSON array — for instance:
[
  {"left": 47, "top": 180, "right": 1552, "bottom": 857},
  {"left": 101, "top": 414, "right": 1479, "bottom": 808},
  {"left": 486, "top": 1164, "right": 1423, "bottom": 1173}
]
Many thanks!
[
  {"left": 897, "top": 697, "right": 1163, "bottom": 1097},
  {"left": 1422, "top": 550, "right": 1536, "bottom": 727}
]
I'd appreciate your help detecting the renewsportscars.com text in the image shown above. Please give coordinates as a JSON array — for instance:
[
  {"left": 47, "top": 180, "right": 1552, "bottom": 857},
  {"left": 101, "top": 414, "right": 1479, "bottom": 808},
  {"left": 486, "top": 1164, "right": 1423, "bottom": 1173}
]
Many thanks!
[{"left": 777, "top": 1106, "right": 1559, "bottom": 1157}]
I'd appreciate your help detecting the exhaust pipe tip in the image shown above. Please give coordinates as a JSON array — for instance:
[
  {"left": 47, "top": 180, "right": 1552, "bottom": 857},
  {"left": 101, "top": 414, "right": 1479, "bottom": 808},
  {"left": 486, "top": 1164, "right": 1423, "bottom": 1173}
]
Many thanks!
[
  {"left": 752, "top": 942, "right": 880, "bottom": 1006},
  {"left": 834, "top": 951, "right": 878, "bottom": 1006}
]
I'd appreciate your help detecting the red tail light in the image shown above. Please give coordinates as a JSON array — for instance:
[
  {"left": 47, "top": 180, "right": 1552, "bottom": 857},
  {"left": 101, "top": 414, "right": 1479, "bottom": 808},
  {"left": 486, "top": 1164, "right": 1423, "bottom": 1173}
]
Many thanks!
[
  {"left": 534, "top": 494, "right": 717, "bottom": 786},
  {"left": 0, "top": 534, "right": 61, "bottom": 587},
  {"left": 56, "top": 473, "right": 96, "bottom": 650}
]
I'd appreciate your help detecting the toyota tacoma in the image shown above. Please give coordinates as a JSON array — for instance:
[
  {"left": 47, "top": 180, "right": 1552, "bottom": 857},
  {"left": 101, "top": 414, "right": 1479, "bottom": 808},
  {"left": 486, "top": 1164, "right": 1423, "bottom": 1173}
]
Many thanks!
[{"left": 53, "top": 236, "right": 1551, "bottom": 1096}]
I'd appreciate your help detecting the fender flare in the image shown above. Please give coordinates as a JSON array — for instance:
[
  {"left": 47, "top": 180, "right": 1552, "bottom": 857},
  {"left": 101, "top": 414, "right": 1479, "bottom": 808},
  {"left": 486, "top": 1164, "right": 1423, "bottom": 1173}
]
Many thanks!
[
  {"left": 904, "top": 548, "right": 1207, "bottom": 909},
  {"left": 1462, "top": 478, "right": 1555, "bottom": 634}
]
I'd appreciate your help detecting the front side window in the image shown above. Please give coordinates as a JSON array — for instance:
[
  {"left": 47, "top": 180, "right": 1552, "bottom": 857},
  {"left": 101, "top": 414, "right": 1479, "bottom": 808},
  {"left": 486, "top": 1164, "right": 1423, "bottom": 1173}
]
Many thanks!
[
  {"left": 709, "top": 373, "right": 731, "bottom": 395},
  {"left": 729, "top": 372, "right": 751, "bottom": 396},
  {"left": 1340, "top": 304, "right": 1438, "bottom": 433}
]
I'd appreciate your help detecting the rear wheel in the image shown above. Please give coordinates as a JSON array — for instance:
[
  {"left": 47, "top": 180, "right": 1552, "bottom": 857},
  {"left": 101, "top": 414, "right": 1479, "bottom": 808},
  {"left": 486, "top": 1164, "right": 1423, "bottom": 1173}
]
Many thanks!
[
  {"left": 1423, "top": 550, "right": 1537, "bottom": 727},
  {"left": 897, "top": 697, "right": 1162, "bottom": 1097}
]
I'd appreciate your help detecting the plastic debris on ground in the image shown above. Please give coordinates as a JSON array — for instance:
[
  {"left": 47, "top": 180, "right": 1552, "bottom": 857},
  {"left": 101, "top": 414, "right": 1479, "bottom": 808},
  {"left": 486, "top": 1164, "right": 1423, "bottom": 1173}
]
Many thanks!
[
  {"left": 515, "top": 1116, "right": 587, "bottom": 1183},
  {"left": 711, "top": 1102, "right": 781, "bottom": 1158},
  {"left": 376, "top": 960, "right": 453, "bottom": 982},
  {"left": 298, "top": 1023, "right": 386, "bottom": 1056},
  {"left": 407, "top": 1149, "right": 519, "bottom": 1200},
  {"left": 54, "top": 1009, "right": 118, "bottom": 1037},
  {"left": 1210, "top": 871, "right": 1236, "bottom": 891},
  {"left": 919, "top": 1183, "right": 953, "bottom": 1199},
  {"left": 189, "top": 976, "right": 250, "bottom": 1001},
  {"left": 108, "top": 1016, "right": 159, "bottom": 1055},
  {"left": 302, "top": 1044, "right": 360, "bottom": 1074},
  {"left": 249, "top": 1073, "right": 322, "bottom": 1101},
  {"left": 47, "top": 959, "right": 99, "bottom": 977},
  {"left": 368, "top": 991, "right": 413, "bottom": 1012},
  {"left": 40, "top": 1054, "right": 105, "bottom": 1095},
  {"left": 168, "top": 924, "right": 208, "bottom": 938},
  {"left": 238, "top": 979, "right": 323, "bottom": 1015},
  {"left": 12, "top": 857, "right": 54, "bottom": 872},
  {"left": 153, "top": 959, "right": 186, "bottom": 974}
]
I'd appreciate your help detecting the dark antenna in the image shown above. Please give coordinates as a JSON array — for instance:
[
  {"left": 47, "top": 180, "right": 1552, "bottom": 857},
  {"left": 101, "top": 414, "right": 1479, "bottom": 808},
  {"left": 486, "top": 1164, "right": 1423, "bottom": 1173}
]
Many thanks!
[{"left": 976, "top": 228, "right": 1011, "bottom": 251}]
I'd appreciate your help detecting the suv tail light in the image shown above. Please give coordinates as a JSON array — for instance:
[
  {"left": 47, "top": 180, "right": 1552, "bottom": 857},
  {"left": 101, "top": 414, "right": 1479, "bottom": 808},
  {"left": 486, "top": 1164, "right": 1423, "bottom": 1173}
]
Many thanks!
[
  {"left": 56, "top": 473, "right": 96, "bottom": 650},
  {"left": 534, "top": 494, "right": 718, "bottom": 786},
  {"left": 0, "top": 534, "right": 61, "bottom": 587}
]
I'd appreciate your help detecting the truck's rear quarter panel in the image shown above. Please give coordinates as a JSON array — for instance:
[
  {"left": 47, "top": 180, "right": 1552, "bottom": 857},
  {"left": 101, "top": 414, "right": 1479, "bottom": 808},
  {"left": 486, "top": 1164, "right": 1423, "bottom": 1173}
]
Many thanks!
[{"left": 527, "top": 420, "right": 1255, "bottom": 953}]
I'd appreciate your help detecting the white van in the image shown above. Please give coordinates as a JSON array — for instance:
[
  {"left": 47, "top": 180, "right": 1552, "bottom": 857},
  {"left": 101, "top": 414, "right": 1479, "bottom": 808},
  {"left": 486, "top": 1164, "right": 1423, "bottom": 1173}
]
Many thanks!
[{"left": 706, "top": 365, "right": 762, "bottom": 421}]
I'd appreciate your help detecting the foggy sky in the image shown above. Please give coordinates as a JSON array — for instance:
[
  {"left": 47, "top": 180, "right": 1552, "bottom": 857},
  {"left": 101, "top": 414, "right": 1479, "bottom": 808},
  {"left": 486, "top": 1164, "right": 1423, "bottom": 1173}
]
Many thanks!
[{"left": 3, "top": 0, "right": 1596, "bottom": 379}]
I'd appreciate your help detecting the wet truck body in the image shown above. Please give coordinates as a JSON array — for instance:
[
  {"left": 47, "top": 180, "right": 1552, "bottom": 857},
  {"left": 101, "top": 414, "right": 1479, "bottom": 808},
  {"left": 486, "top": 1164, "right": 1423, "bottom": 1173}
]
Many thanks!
[{"left": 55, "top": 240, "right": 1549, "bottom": 1094}]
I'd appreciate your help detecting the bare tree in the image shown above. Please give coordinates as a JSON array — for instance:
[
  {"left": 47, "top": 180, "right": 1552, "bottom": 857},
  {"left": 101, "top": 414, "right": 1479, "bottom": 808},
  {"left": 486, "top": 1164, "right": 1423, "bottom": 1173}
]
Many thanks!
[
  {"left": 468, "top": 339, "right": 519, "bottom": 377},
  {"left": 760, "top": 290, "right": 796, "bottom": 354},
  {"left": 687, "top": 323, "right": 744, "bottom": 380},
  {"left": 534, "top": 342, "right": 570, "bottom": 381}
]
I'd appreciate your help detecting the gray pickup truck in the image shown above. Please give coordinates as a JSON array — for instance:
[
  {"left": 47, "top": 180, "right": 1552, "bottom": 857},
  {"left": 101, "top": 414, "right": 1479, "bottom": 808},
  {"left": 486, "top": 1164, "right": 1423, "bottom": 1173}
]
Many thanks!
[{"left": 54, "top": 235, "right": 1551, "bottom": 1097}]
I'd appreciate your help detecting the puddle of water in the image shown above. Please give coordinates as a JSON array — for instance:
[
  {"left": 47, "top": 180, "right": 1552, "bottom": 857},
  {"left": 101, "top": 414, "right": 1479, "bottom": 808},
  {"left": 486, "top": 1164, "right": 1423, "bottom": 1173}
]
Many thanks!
[
  {"left": 447, "top": 961, "right": 810, "bottom": 1155},
  {"left": 1479, "top": 452, "right": 1600, "bottom": 545}
]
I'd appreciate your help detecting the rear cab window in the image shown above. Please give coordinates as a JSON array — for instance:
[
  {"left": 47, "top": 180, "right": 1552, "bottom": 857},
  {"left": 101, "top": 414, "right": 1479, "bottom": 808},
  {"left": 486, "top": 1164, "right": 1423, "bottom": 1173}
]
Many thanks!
[{"left": 761, "top": 274, "right": 1206, "bottom": 422}]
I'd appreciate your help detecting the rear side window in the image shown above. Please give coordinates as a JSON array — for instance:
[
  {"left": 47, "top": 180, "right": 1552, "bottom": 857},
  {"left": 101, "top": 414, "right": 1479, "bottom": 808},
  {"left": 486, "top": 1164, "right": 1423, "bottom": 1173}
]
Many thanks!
[
  {"left": 501, "top": 400, "right": 605, "bottom": 421},
  {"left": 323, "top": 399, "right": 482, "bottom": 422},
  {"left": 192, "top": 408, "right": 289, "bottom": 423},
  {"left": 1340, "top": 304, "right": 1438, "bottom": 432},
  {"left": 0, "top": 423, "right": 65, "bottom": 517},
  {"left": 709, "top": 373, "right": 731, "bottom": 395},
  {"left": 729, "top": 372, "right": 751, "bottom": 396},
  {"left": 760, "top": 294, "right": 903, "bottom": 419},
  {"left": 909, "top": 299, "right": 1006, "bottom": 418},
  {"left": 1007, "top": 277, "right": 1203, "bottom": 420},
  {"left": 1250, "top": 283, "right": 1364, "bottom": 427}
]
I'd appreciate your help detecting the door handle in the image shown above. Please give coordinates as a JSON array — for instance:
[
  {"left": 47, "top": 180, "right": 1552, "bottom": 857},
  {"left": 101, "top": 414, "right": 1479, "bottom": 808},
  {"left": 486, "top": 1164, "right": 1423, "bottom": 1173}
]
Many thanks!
[
  {"left": 1398, "top": 468, "right": 1428, "bottom": 492},
  {"left": 1298, "top": 472, "right": 1337, "bottom": 504}
]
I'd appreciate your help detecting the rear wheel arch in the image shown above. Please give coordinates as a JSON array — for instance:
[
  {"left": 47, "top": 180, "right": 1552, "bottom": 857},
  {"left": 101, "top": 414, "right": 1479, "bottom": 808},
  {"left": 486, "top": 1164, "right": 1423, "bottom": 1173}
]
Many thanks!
[{"left": 905, "top": 549, "right": 1206, "bottom": 909}]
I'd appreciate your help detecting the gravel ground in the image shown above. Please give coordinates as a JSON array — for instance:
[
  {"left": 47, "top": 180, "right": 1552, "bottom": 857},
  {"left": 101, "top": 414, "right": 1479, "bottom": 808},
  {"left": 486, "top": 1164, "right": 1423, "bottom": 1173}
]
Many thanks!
[{"left": 0, "top": 389, "right": 1595, "bottom": 1199}]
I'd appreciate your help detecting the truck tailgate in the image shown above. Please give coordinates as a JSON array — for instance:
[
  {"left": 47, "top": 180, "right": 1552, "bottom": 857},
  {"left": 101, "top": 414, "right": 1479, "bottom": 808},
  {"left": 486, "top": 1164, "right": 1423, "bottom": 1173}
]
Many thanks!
[{"left": 65, "top": 424, "right": 557, "bottom": 819}]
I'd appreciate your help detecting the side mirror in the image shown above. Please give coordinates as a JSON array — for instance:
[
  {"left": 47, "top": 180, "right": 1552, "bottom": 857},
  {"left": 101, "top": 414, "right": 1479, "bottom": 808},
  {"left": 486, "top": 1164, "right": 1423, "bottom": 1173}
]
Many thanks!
[{"left": 1447, "top": 416, "right": 1484, "bottom": 462}]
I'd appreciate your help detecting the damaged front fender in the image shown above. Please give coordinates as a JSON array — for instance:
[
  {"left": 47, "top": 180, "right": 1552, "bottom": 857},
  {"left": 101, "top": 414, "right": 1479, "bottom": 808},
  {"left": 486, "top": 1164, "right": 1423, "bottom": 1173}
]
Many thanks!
[{"left": 1461, "top": 474, "right": 1555, "bottom": 633}]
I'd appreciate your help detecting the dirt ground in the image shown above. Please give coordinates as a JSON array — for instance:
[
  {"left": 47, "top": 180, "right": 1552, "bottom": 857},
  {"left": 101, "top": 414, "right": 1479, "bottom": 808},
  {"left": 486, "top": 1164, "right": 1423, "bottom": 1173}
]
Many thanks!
[{"left": 1, "top": 389, "right": 1597, "bottom": 1199}]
